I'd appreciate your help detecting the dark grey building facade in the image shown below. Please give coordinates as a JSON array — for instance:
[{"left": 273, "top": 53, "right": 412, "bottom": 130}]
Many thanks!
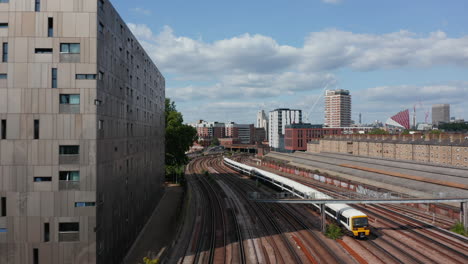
[{"left": 0, "top": 0, "right": 165, "bottom": 263}]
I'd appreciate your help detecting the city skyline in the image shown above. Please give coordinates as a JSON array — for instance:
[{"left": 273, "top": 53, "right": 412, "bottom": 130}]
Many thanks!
[{"left": 112, "top": 0, "right": 468, "bottom": 124}]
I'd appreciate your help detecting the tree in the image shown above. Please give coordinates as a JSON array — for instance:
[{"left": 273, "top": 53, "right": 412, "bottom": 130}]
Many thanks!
[
  {"left": 430, "top": 130, "right": 442, "bottom": 135},
  {"left": 401, "top": 129, "right": 411, "bottom": 135},
  {"left": 368, "top": 128, "right": 389, "bottom": 135},
  {"left": 165, "top": 98, "right": 198, "bottom": 180},
  {"left": 211, "top": 137, "right": 220, "bottom": 146}
]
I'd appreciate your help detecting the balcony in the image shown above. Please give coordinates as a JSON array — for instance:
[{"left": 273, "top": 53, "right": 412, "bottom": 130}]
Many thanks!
[
  {"left": 59, "top": 232, "right": 79, "bottom": 242},
  {"left": 59, "top": 154, "right": 79, "bottom": 164},
  {"left": 59, "top": 181, "right": 80, "bottom": 191}
]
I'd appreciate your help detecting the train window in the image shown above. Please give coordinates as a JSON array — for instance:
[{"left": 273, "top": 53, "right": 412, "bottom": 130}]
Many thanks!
[{"left": 353, "top": 217, "right": 368, "bottom": 227}]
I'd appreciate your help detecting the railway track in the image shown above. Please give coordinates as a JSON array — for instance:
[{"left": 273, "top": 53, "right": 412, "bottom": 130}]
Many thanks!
[
  {"left": 269, "top": 152, "right": 468, "bottom": 191},
  {"left": 239, "top": 154, "right": 468, "bottom": 264},
  {"left": 168, "top": 155, "right": 467, "bottom": 263}
]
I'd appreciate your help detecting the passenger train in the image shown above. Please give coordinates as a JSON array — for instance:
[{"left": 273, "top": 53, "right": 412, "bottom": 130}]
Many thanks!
[{"left": 223, "top": 157, "right": 370, "bottom": 238}]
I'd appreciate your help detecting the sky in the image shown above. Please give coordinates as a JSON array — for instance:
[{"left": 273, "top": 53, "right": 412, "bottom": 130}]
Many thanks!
[{"left": 112, "top": 0, "right": 468, "bottom": 125}]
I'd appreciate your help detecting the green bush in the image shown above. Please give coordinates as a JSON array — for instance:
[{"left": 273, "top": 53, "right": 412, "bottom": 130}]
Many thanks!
[
  {"left": 142, "top": 257, "right": 159, "bottom": 264},
  {"left": 325, "top": 223, "right": 343, "bottom": 239},
  {"left": 450, "top": 222, "right": 467, "bottom": 236}
]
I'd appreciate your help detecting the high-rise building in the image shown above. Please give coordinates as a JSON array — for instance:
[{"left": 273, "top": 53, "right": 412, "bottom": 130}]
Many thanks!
[
  {"left": 432, "top": 104, "right": 450, "bottom": 125},
  {"left": 0, "top": 1, "right": 165, "bottom": 263},
  {"left": 268, "top": 108, "right": 302, "bottom": 150},
  {"left": 325, "top": 89, "right": 352, "bottom": 128},
  {"left": 256, "top": 110, "right": 269, "bottom": 141}
]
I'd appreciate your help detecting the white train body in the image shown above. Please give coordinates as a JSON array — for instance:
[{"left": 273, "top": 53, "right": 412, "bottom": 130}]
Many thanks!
[{"left": 223, "top": 157, "right": 370, "bottom": 237}]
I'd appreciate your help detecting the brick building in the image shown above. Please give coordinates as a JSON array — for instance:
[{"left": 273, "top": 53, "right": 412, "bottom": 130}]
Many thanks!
[
  {"left": 307, "top": 133, "right": 468, "bottom": 167},
  {"left": 284, "top": 124, "right": 373, "bottom": 151}
]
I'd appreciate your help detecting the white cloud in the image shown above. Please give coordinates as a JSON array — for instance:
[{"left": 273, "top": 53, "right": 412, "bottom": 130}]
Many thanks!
[
  {"left": 131, "top": 7, "right": 152, "bottom": 16},
  {"left": 127, "top": 23, "right": 468, "bottom": 123},
  {"left": 128, "top": 24, "right": 468, "bottom": 76}
]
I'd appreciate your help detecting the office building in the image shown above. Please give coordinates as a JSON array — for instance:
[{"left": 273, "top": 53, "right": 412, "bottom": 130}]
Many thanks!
[
  {"left": 268, "top": 108, "right": 302, "bottom": 150},
  {"left": 256, "top": 110, "right": 268, "bottom": 141},
  {"left": 325, "top": 89, "right": 352, "bottom": 128},
  {"left": 0, "top": 1, "right": 165, "bottom": 263},
  {"left": 432, "top": 104, "right": 450, "bottom": 125},
  {"left": 225, "top": 123, "right": 255, "bottom": 144}
]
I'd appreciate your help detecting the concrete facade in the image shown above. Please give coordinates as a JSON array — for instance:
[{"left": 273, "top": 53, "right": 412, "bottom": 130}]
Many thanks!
[
  {"left": 0, "top": 1, "right": 165, "bottom": 263},
  {"left": 432, "top": 104, "right": 450, "bottom": 125},
  {"left": 324, "top": 89, "right": 351, "bottom": 128},
  {"left": 308, "top": 134, "right": 468, "bottom": 168}
]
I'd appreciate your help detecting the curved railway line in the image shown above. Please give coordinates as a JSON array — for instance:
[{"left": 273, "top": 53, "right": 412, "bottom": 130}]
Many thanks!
[{"left": 166, "top": 154, "right": 468, "bottom": 264}]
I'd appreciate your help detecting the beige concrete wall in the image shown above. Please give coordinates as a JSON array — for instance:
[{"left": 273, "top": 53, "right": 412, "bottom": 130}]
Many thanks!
[
  {"left": 368, "top": 142, "right": 383, "bottom": 158},
  {"left": 382, "top": 143, "right": 395, "bottom": 159},
  {"left": 307, "top": 142, "right": 320, "bottom": 153},
  {"left": 413, "top": 144, "right": 429, "bottom": 163},
  {"left": 312, "top": 135, "right": 468, "bottom": 168},
  {"left": 452, "top": 146, "right": 468, "bottom": 167}
]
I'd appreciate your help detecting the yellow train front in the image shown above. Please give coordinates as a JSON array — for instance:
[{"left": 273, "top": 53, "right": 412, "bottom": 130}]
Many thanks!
[
  {"left": 325, "top": 204, "right": 371, "bottom": 238},
  {"left": 350, "top": 215, "right": 370, "bottom": 238}
]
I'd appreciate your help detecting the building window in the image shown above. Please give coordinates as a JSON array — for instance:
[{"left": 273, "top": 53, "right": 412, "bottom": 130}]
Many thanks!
[
  {"left": 58, "top": 223, "right": 79, "bottom": 242},
  {"left": 35, "top": 48, "right": 52, "bottom": 54},
  {"left": 60, "top": 43, "right": 80, "bottom": 54},
  {"left": 0, "top": 228, "right": 6, "bottom": 233},
  {"left": 59, "top": 146, "right": 79, "bottom": 155},
  {"left": 35, "top": 0, "right": 40, "bottom": 12},
  {"left": 44, "top": 223, "right": 50, "bottom": 242},
  {"left": 98, "top": 120, "right": 104, "bottom": 130},
  {"left": 34, "top": 177, "right": 52, "bottom": 182},
  {"left": 60, "top": 94, "right": 80, "bottom": 105},
  {"left": 59, "top": 171, "right": 80, "bottom": 190},
  {"left": 1, "top": 119, "right": 5, "bottom": 139},
  {"left": 0, "top": 73, "right": 7, "bottom": 79},
  {"left": 48, "top": 17, "right": 53, "bottom": 37},
  {"left": 98, "top": 22, "right": 104, "bottom": 33},
  {"left": 76, "top": 74, "right": 96, "bottom": 80},
  {"left": 34, "top": 119, "right": 39, "bottom": 139},
  {"left": 1, "top": 197, "right": 6, "bottom": 216},
  {"left": 0, "top": 0, "right": 10, "bottom": 3},
  {"left": 98, "top": 0, "right": 104, "bottom": 10},
  {"left": 98, "top": 71, "right": 104, "bottom": 80},
  {"left": 52, "top": 68, "right": 57, "bottom": 88},
  {"left": 59, "top": 171, "right": 80, "bottom": 181},
  {"left": 2, "top": 42, "right": 7, "bottom": 62},
  {"left": 0, "top": 23, "right": 8, "bottom": 28},
  {"left": 75, "top": 202, "right": 96, "bottom": 207}
]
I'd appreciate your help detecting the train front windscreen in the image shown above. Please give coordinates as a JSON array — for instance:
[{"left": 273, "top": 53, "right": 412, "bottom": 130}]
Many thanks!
[{"left": 353, "top": 217, "right": 368, "bottom": 228}]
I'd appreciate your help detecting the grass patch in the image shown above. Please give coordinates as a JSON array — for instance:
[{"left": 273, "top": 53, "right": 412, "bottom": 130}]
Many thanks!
[
  {"left": 450, "top": 222, "right": 467, "bottom": 236},
  {"left": 325, "top": 223, "right": 343, "bottom": 240}
]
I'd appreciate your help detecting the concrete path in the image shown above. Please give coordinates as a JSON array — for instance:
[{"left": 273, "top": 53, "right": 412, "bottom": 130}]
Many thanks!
[{"left": 124, "top": 185, "right": 185, "bottom": 264}]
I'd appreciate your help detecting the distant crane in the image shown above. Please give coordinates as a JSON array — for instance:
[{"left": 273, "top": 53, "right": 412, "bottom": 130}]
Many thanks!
[{"left": 304, "top": 83, "right": 330, "bottom": 124}]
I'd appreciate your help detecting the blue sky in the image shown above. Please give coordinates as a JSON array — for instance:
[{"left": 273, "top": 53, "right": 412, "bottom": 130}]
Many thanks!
[{"left": 112, "top": 0, "right": 468, "bottom": 124}]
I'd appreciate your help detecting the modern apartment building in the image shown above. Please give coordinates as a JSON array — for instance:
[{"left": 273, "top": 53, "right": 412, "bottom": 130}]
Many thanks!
[
  {"left": 324, "top": 89, "right": 351, "bottom": 128},
  {"left": 268, "top": 108, "right": 302, "bottom": 150},
  {"left": 432, "top": 104, "right": 450, "bottom": 125},
  {"left": 0, "top": 1, "right": 165, "bottom": 263}
]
